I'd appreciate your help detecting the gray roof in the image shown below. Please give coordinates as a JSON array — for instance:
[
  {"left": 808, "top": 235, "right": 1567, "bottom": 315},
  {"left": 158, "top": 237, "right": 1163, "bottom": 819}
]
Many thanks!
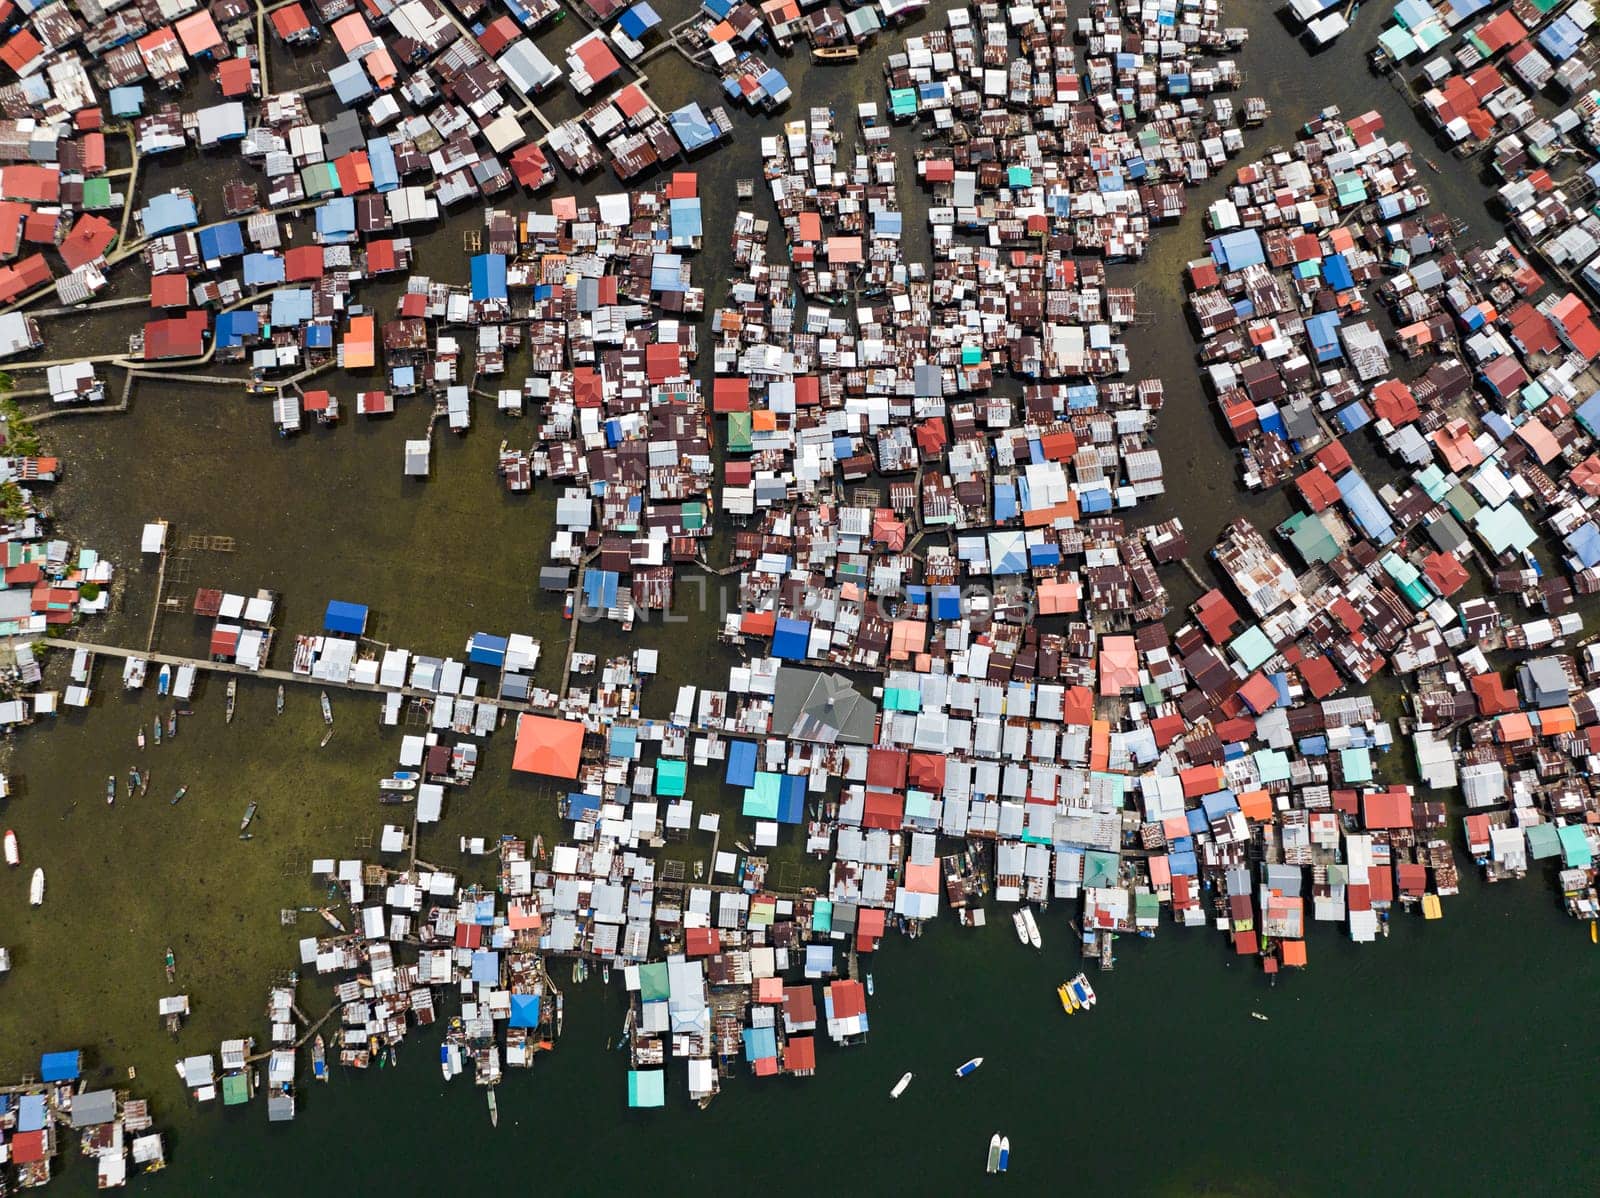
[
  {"left": 771, "top": 667, "right": 877, "bottom": 745},
  {"left": 71, "top": 1089, "right": 117, "bottom": 1127}
]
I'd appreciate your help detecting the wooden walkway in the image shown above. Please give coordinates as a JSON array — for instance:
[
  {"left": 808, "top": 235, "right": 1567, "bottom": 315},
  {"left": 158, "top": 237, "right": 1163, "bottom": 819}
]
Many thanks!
[{"left": 52, "top": 638, "right": 551, "bottom": 716}]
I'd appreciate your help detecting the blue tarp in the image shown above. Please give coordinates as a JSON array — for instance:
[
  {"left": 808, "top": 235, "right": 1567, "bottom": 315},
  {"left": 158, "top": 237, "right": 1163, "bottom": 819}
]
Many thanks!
[
  {"left": 467, "top": 632, "right": 507, "bottom": 666},
  {"left": 39, "top": 1051, "right": 80, "bottom": 1082},
  {"left": 772, "top": 617, "right": 810, "bottom": 659},
  {"left": 508, "top": 994, "right": 541, "bottom": 1028},
  {"left": 470, "top": 254, "right": 508, "bottom": 301},
  {"left": 725, "top": 740, "right": 757, "bottom": 788},
  {"left": 324, "top": 599, "right": 368, "bottom": 635}
]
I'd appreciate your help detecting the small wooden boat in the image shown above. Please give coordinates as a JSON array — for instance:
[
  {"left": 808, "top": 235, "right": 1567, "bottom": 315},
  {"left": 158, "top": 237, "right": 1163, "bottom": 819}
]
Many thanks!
[
  {"left": 276, "top": 685, "right": 284, "bottom": 716},
  {"left": 320, "top": 691, "right": 332, "bottom": 725},
  {"left": 955, "top": 1057, "right": 983, "bottom": 1078},
  {"left": 812, "top": 44, "right": 859, "bottom": 60},
  {"left": 378, "top": 793, "right": 415, "bottom": 806},
  {"left": 137, "top": 727, "right": 144, "bottom": 750},
  {"left": 1251, "top": 1011, "right": 1269, "bottom": 1022},
  {"left": 890, "top": 1071, "right": 913, "bottom": 1099},
  {"left": 105, "top": 775, "right": 116, "bottom": 806},
  {"left": 152, "top": 716, "right": 161, "bottom": 747},
  {"left": 487, "top": 1089, "right": 498, "bottom": 1128},
  {"left": 319, "top": 907, "right": 345, "bottom": 933},
  {"left": 997, "top": 1136, "right": 1010, "bottom": 1173},
  {"left": 128, "top": 767, "right": 140, "bottom": 796},
  {"left": 165, "top": 947, "right": 176, "bottom": 981},
  {"left": 225, "top": 679, "right": 237, "bottom": 723},
  {"left": 319, "top": 727, "right": 334, "bottom": 749},
  {"left": 29, "top": 867, "right": 44, "bottom": 906},
  {"left": 167, "top": 710, "right": 176, "bottom": 738},
  {"left": 157, "top": 664, "right": 171, "bottom": 696},
  {"left": 986, "top": 1133, "right": 1001, "bottom": 1175},
  {"left": 4, "top": 829, "right": 17, "bottom": 867},
  {"left": 170, "top": 786, "right": 187, "bottom": 806},
  {"left": 239, "top": 801, "right": 258, "bottom": 835},
  {"left": 140, "top": 769, "right": 149, "bottom": 796},
  {"left": 866, "top": 972, "right": 874, "bottom": 996},
  {"left": 312, "top": 1035, "right": 327, "bottom": 1082}
]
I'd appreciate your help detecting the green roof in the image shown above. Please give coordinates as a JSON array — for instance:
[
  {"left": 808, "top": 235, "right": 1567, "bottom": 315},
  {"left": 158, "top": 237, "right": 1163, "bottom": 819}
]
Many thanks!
[
  {"left": 1525, "top": 823, "right": 1561, "bottom": 860},
  {"left": 1282, "top": 510, "right": 1339, "bottom": 565},
  {"left": 82, "top": 177, "right": 114, "bottom": 210},
  {"left": 726, "top": 410, "right": 752, "bottom": 453},
  {"left": 639, "top": 961, "right": 670, "bottom": 1002},
  {"left": 681, "top": 503, "right": 704, "bottom": 531},
  {"left": 300, "top": 161, "right": 340, "bottom": 196},
  {"left": 655, "top": 758, "right": 686, "bottom": 797},
  {"left": 221, "top": 1073, "right": 251, "bottom": 1105},
  {"left": 1083, "top": 850, "right": 1120, "bottom": 888}
]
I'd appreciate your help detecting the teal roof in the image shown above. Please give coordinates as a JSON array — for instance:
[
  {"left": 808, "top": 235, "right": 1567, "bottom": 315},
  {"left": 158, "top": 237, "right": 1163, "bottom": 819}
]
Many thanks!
[
  {"left": 656, "top": 759, "right": 687, "bottom": 797},
  {"left": 628, "top": 1070, "right": 665, "bottom": 1108},
  {"left": 1254, "top": 749, "right": 1292, "bottom": 784},
  {"left": 1341, "top": 747, "right": 1373, "bottom": 784},
  {"left": 1525, "top": 823, "right": 1561, "bottom": 860},
  {"left": 743, "top": 771, "right": 780, "bottom": 819},
  {"left": 1231, "top": 625, "right": 1275, "bottom": 671},
  {"left": 1558, "top": 824, "right": 1592, "bottom": 868}
]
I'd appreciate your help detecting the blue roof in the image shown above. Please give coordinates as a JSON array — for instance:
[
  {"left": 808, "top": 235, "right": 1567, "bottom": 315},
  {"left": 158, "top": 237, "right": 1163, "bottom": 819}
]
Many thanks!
[
  {"left": 1323, "top": 253, "right": 1354, "bottom": 290},
  {"left": 367, "top": 137, "right": 399, "bottom": 192},
  {"left": 1209, "top": 229, "right": 1265, "bottom": 270},
  {"left": 508, "top": 993, "right": 541, "bottom": 1028},
  {"left": 726, "top": 739, "right": 757, "bottom": 788},
  {"left": 1336, "top": 470, "right": 1396, "bottom": 545},
  {"left": 608, "top": 723, "right": 637, "bottom": 760},
  {"left": 1575, "top": 391, "right": 1600, "bottom": 437},
  {"left": 242, "top": 252, "right": 285, "bottom": 286},
  {"left": 667, "top": 102, "right": 717, "bottom": 152},
  {"left": 329, "top": 61, "right": 373, "bottom": 104},
  {"left": 470, "top": 254, "right": 508, "bottom": 301},
  {"left": 198, "top": 221, "right": 244, "bottom": 261},
  {"left": 216, "top": 310, "right": 259, "bottom": 348},
  {"left": 772, "top": 616, "right": 810, "bottom": 660},
  {"left": 141, "top": 192, "right": 198, "bottom": 236},
  {"left": 563, "top": 792, "right": 599, "bottom": 821},
  {"left": 742, "top": 1025, "right": 777, "bottom": 1061},
  {"left": 619, "top": 2, "right": 662, "bottom": 36},
  {"left": 40, "top": 1051, "right": 80, "bottom": 1082},
  {"left": 18, "top": 1094, "right": 45, "bottom": 1131},
  {"left": 1540, "top": 17, "right": 1583, "bottom": 61},
  {"left": 270, "top": 288, "right": 314, "bottom": 326},
  {"left": 669, "top": 196, "right": 702, "bottom": 240},
  {"left": 650, "top": 252, "right": 686, "bottom": 292},
  {"left": 471, "top": 950, "right": 499, "bottom": 984},
  {"left": 778, "top": 774, "right": 806, "bottom": 824},
  {"left": 304, "top": 323, "right": 332, "bottom": 349},
  {"left": 1565, "top": 522, "right": 1600, "bottom": 569},
  {"left": 702, "top": 0, "right": 734, "bottom": 16},
  {"left": 324, "top": 599, "right": 368, "bottom": 635},
  {"left": 467, "top": 631, "right": 507, "bottom": 665},
  {"left": 316, "top": 197, "right": 357, "bottom": 242},
  {"left": 582, "top": 568, "right": 619, "bottom": 610},
  {"left": 933, "top": 585, "right": 960, "bottom": 620},
  {"left": 109, "top": 86, "right": 145, "bottom": 117}
]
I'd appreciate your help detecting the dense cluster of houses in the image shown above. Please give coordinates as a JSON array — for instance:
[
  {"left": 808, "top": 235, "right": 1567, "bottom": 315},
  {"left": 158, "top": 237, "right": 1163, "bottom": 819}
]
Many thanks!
[{"left": 0, "top": 1052, "right": 166, "bottom": 1189}]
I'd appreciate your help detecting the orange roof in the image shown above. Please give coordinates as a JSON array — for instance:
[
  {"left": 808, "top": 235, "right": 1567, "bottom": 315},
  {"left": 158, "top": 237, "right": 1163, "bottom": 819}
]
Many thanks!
[
  {"left": 1237, "top": 789, "right": 1273, "bottom": 821},
  {"left": 1496, "top": 711, "right": 1533, "bottom": 742},
  {"left": 1280, "top": 940, "right": 1307, "bottom": 967},
  {"left": 343, "top": 314, "right": 375, "bottom": 368},
  {"left": 1537, "top": 706, "right": 1576, "bottom": 736},
  {"left": 512, "top": 714, "right": 584, "bottom": 778}
]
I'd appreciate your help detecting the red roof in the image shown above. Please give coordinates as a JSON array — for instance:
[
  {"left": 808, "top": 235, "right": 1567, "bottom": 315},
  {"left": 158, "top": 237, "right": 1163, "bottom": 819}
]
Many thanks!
[
  {"left": 685, "top": 926, "right": 720, "bottom": 957},
  {"left": 865, "top": 748, "right": 906, "bottom": 790},
  {"left": 477, "top": 15, "right": 519, "bottom": 55},
  {"left": 828, "top": 978, "right": 866, "bottom": 1019},
  {"left": 512, "top": 713, "right": 584, "bottom": 778},
  {"left": 217, "top": 57, "right": 254, "bottom": 96},
  {"left": 0, "top": 164, "right": 59, "bottom": 202},
  {"left": 712, "top": 377, "right": 749, "bottom": 413},
  {"left": 861, "top": 790, "right": 904, "bottom": 830},
  {"left": 366, "top": 239, "right": 396, "bottom": 272},
  {"left": 270, "top": 4, "right": 313, "bottom": 38},
  {"left": 284, "top": 244, "right": 324, "bottom": 281},
  {"left": 783, "top": 1035, "right": 816, "bottom": 1073},
  {"left": 1362, "top": 790, "right": 1413, "bottom": 829},
  {"left": 149, "top": 273, "right": 189, "bottom": 307},
  {"left": 58, "top": 214, "right": 117, "bottom": 270},
  {"left": 1298, "top": 654, "right": 1342, "bottom": 699},
  {"left": 143, "top": 310, "right": 208, "bottom": 360}
]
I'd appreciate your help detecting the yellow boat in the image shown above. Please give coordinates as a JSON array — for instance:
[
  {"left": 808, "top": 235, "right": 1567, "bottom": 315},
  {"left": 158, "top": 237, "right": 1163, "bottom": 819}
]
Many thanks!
[
  {"left": 1057, "top": 982, "right": 1076, "bottom": 1013},
  {"left": 1590, "top": 921, "right": 1596, "bottom": 944},
  {"left": 1422, "top": 894, "right": 1442, "bottom": 920}
]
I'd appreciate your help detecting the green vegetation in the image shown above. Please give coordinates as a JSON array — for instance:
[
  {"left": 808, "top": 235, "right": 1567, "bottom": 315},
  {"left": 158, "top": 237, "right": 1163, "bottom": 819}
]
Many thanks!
[{"left": 0, "top": 480, "right": 27, "bottom": 524}]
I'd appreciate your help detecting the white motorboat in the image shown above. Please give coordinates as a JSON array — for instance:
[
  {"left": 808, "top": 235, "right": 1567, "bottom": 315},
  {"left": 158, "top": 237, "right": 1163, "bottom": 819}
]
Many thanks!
[
  {"left": 29, "top": 867, "right": 44, "bottom": 906},
  {"left": 3, "top": 830, "right": 16, "bottom": 867},
  {"left": 1021, "top": 907, "right": 1042, "bottom": 950},
  {"left": 1012, "top": 910, "right": 1028, "bottom": 944},
  {"left": 985, "top": 1133, "right": 1001, "bottom": 1175},
  {"left": 890, "top": 1071, "right": 912, "bottom": 1099},
  {"left": 955, "top": 1057, "right": 983, "bottom": 1078}
]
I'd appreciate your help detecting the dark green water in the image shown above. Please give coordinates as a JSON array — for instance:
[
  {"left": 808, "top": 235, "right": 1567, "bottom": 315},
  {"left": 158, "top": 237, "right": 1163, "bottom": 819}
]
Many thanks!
[{"left": 15, "top": 2, "right": 1600, "bottom": 1195}]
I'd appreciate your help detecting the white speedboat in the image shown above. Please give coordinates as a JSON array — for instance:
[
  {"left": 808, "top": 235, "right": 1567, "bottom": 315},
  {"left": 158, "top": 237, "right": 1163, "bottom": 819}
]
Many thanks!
[
  {"left": 890, "top": 1071, "right": 912, "bottom": 1099},
  {"left": 4, "top": 829, "right": 16, "bottom": 867},
  {"left": 955, "top": 1056, "right": 983, "bottom": 1078},
  {"left": 29, "top": 867, "right": 44, "bottom": 906},
  {"left": 998, "top": 1136, "right": 1010, "bottom": 1173},
  {"left": 1021, "top": 908, "right": 1041, "bottom": 950},
  {"left": 985, "top": 1133, "right": 1001, "bottom": 1175},
  {"left": 1067, "top": 972, "right": 1096, "bottom": 1010},
  {"left": 1012, "top": 910, "right": 1028, "bottom": 944}
]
